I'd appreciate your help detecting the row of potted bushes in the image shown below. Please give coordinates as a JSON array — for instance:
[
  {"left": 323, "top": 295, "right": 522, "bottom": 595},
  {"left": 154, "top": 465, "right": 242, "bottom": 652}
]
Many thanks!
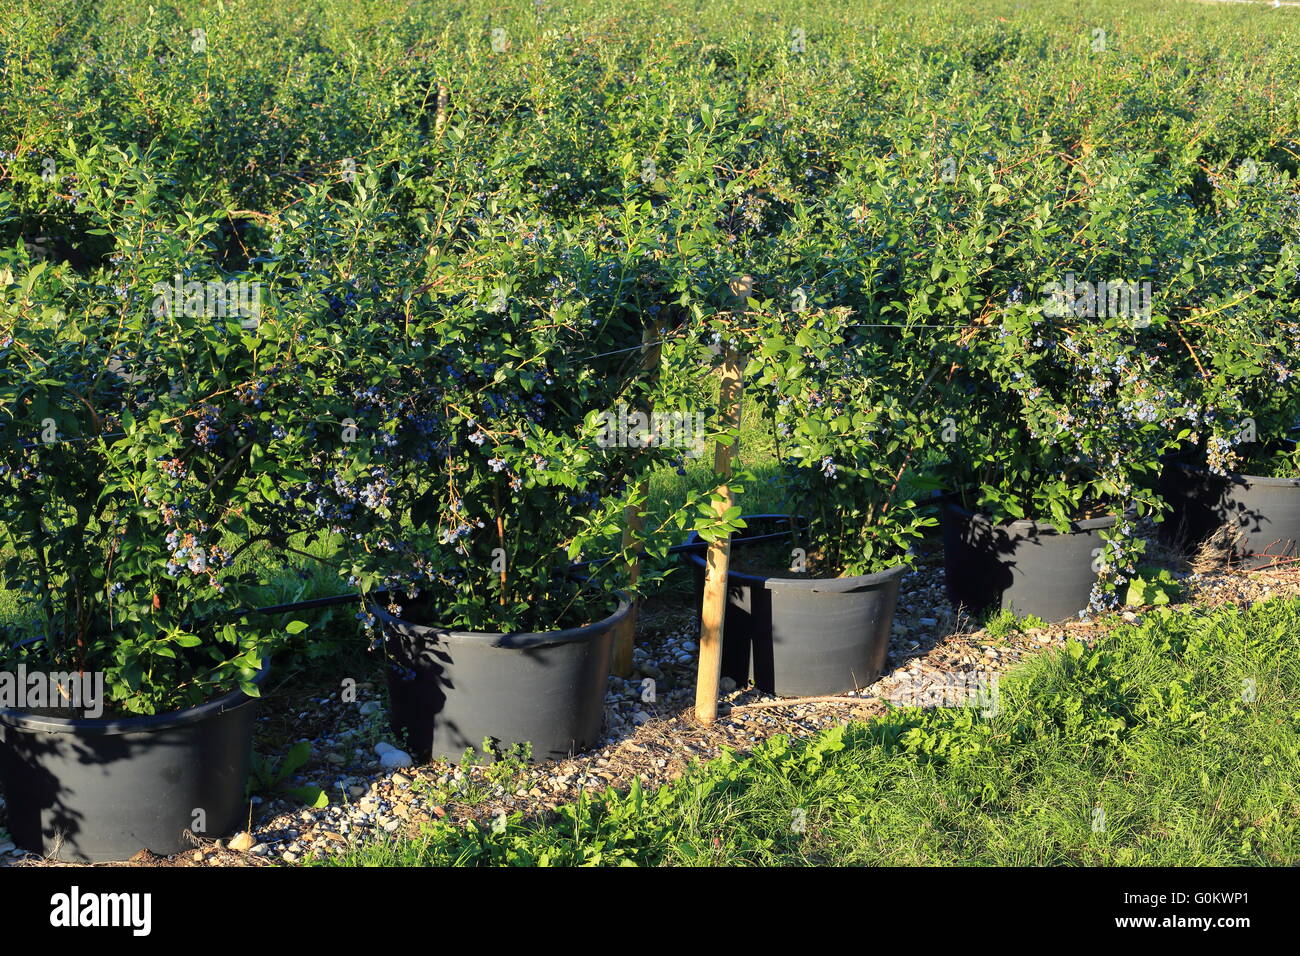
[
  {"left": 1, "top": 452, "right": 1294, "bottom": 863},
  {"left": 2, "top": 275, "right": 1296, "bottom": 864},
  {"left": 3, "top": 146, "right": 1298, "bottom": 863}
]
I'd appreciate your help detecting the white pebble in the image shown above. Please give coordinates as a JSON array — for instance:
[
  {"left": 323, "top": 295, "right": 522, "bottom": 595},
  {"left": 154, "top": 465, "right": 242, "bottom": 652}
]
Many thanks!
[{"left": 379, "top": 749, "right": 413, "bottom": 769}]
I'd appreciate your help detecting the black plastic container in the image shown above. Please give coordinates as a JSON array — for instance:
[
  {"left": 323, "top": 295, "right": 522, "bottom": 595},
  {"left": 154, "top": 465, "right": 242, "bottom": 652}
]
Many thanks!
[
  {"left": 1159, "top": 461, "right": 1300, "bottom": 568},
  {"left": 940, "top": 501, "right": 1114, "bottom": 621},
  {"left": 376, "top": 595, "right": 629, "bottom": 764},
  {"left": 683, "top": 517, "right": 904, "bottom": 697},
  {"left": 0, "top": 667, "right": 265, "bottom": 863}
]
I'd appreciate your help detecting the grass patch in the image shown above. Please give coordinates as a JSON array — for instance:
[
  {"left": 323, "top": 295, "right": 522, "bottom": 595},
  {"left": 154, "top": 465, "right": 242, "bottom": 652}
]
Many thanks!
[
  {"left": 982, "top": 607, "right": 1049, "bottom": 642},
  {"left": 326, "top": 597, "right": 1300, "bottom": 866}
]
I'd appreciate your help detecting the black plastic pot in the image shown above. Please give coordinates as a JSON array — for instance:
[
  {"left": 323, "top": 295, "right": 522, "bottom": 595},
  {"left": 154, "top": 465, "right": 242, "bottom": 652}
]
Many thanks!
[
  {"left": 918, "top": 489, "right": 959, "bottom": 541},
  {"left": 683, "top": 517, "right": 905, "bottom": 697},
  {"left": 940, "top": 501, "right": 1114, "bottom": 622},
  {"left": 1159, "top": 461, "right": 1300, "bottom": 568},
  {"left": 0, "top": 666, "right": 266, "bottom": 863},
  {"left": 376, "top": 595, "right": 629, "bottom": 764}
]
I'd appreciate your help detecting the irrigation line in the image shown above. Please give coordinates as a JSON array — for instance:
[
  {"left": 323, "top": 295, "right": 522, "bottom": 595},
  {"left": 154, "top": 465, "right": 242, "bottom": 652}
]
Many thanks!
[
  {"left": 247, "top": 590, "right": 384, "bottom": 616},
  {"left": 241, "top": 531, "right": 803, "bottom": 618},
  {"left": 12, "top": 431, "right": 127, "bottom": 450}
]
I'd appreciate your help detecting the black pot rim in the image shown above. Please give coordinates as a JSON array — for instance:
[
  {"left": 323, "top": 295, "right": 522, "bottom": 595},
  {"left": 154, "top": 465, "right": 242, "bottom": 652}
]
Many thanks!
[
  {"left": 941, "top": 500, "right": 1120, "bottom": 535},
  {"left": 1172, "top": 460, "right": 1300, "bottom": 489},
  {"left": 373, "top": 592, "right": 631, "bottom": 650},
  {"left": 0, "top": 661, "right": 270, "bottom": 736},
  {"left": 679, "top": 513, "right": 807, "bottom": 553},
  {"left": 683, "top": 515, "right": 908, "bottom": 592},
  {"left": 756, "top": 562, "right": 906, "bottom": 593}
]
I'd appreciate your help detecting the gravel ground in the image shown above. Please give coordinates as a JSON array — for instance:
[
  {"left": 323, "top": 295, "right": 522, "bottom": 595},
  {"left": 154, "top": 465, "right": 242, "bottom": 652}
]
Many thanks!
[{"left": 4, "top": 542, "right": 1298, "bottom": 868}]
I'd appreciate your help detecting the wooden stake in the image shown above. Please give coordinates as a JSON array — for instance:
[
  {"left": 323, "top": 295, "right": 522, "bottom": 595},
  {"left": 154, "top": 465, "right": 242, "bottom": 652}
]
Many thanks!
[
  {"left": 611, "top": 494, "right": 644, "bottom": 677},
  {"left": 695, "top": 282, "right": 747, "bottom": 724},
  {"left": 612, "top": 321, "right": 664, "bottom": 676},
  {"left": 434, "top": 84, "right": 451, "bottom": 133}
]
